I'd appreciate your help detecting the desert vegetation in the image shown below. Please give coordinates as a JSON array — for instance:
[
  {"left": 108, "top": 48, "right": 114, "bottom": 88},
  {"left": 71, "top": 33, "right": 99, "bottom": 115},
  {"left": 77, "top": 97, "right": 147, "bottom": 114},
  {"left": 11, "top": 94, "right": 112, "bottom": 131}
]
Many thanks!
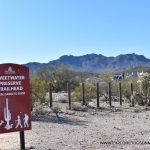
[
  {"left": 30, "top": 65, "right": 150, "bottom": 114},
  {"left": 1, "top": 66, "right": 150, "bottom": 150}
]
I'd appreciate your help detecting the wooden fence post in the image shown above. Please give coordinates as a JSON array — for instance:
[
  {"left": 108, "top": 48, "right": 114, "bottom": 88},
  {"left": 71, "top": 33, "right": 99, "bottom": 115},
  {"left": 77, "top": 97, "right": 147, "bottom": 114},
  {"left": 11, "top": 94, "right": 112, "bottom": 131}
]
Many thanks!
[
  {"left": 49, "top": 83, "right": 53, "bottom": 108},
  {"left": 130, "top": 82, "right": 134, "bottom": 106},
  {"left": 119, "top": 82, "right": 122, "bottom": 105},
  {"left": 82, "top": 82, "right": 85, "bottom": 105},
  {"left": 96, "top": 82, "right": 100, "bottom": 108},
  {"left": 131, "top": 82, "right": 133, "bottom": 95},
  {"left": 67, "top": 82, "right": 71, "bottom": 110},
  {"left": 108, "top": 82, "right": 112, "bottom": 106}
]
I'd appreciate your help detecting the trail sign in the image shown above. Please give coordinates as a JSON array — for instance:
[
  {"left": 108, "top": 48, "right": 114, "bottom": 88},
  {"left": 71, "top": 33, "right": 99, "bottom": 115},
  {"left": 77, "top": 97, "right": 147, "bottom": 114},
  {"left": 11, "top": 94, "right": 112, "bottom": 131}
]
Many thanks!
[{"left": 0, "top": 64, "right": 31, "bottom": 134}]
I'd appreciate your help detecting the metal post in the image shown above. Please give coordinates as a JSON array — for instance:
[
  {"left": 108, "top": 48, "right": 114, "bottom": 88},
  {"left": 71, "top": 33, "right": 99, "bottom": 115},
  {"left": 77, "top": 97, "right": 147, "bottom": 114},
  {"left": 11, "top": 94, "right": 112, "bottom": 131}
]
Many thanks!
[
  {"left": 82, "top": 82, "right": 85, "bottom": 105},
  {"left": 49, "top": 83, "right": 53, "bottom": 108},
  {"left": 119, "top": 82, "right": 122, "bottom": 105},
  {"left": 67, "top": 82, "right": 71, "bottom": 110},
  {"left": 108, "top": 82, "right": 112, "bottom": 106},
  {"left": 20, "top": 131, "right": 25, "bottom": 150},
  {"left": 96, "top": 82, "right": 100, "bottom": 108}
]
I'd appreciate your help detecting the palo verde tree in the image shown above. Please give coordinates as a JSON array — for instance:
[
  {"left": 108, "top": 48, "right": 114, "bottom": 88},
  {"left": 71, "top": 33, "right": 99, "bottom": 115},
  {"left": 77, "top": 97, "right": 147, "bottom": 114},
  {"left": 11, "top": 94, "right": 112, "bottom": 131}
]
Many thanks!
[
  {"left": 49, "top": 65, "right": 79, "bottom": 92},
  {"left": 30, "top": 75, "right": 47, "bottom": 104}
]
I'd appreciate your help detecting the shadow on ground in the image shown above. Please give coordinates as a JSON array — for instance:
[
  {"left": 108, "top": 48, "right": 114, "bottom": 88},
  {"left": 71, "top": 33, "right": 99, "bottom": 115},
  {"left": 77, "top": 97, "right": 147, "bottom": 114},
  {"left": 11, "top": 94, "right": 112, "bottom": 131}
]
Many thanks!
[{"left": 32, "top": 114, "right": 88, "bottom": 126}]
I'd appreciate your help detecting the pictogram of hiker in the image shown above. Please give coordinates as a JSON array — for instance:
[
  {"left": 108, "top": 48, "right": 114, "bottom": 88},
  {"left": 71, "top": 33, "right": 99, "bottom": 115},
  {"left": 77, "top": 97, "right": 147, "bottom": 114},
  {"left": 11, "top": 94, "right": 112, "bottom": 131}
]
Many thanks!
[
  {"left": 15, "top": 115, "right": 23, "bottom": 128},
  {"left": 23, "top": 114, "right": 29, "bottom": 128}
]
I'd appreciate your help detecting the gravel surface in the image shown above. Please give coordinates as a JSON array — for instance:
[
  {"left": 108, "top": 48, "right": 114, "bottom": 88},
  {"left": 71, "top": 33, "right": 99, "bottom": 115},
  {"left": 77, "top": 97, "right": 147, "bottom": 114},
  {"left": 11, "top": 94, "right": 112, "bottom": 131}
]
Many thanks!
[{"left": 1, "top": 102, "right": 150, "bottom": 150}]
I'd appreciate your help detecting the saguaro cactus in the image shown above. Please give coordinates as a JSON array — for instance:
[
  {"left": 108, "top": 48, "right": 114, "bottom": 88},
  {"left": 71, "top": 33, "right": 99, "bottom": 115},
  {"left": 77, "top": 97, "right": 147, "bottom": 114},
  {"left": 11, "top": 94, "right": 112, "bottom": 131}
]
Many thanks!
[{"left": 4, "top": 98, "right": 12, "bottom": 130}]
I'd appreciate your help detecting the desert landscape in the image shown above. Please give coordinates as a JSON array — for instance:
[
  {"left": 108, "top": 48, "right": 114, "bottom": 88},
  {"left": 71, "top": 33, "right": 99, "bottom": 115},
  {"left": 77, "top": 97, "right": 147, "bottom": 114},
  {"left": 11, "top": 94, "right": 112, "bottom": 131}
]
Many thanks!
[
  {"left": 1, "top": 1, "right": 150, "bottom": 150},
  {"left": 1, "top": 93, "right": 150, "bottom": 150}
]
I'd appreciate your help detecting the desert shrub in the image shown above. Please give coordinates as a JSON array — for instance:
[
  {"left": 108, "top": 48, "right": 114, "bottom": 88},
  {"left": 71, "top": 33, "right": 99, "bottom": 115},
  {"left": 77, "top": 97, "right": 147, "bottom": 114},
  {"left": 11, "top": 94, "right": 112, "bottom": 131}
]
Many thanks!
[
  {"left": 111, "top": 82, "right": 119, "bottom": 96},
  {"left": 121, "top": 79, "right": 132, "bottom": 99},
  {"left": 99, "top": 72, "right": 113, "bottom": 83},
  {"left": 137, "top": 74, "right": 150, "bottom": 96},
  {"left": 134, "top": 93, "right": 144, "bottom": 105},
  {"left": 99, "top": 72, "right": 126, "bottom": 98},
  {"left": 33, "top": 105, "right": 50, "bottom": 115},
  {"left": 130, "top": 92, "right": 144, "bottom": 106},
  {"left": 59, "top": 97, "right": 68, "bottom": 103},
  {"left": 99, "top": 82, "right": 108, "bottom": 95},
  {"left": 52, "top": 106, "right": 61, "bottom": 114},
  {"left": 72, "top": 103, "right": 88, "bottom": 111},
  {"left": 34, "top": 107, "right": 44, "bottom": 115},
  {"left": 71, "top": 83, "right": 96, "bottom": 102}
]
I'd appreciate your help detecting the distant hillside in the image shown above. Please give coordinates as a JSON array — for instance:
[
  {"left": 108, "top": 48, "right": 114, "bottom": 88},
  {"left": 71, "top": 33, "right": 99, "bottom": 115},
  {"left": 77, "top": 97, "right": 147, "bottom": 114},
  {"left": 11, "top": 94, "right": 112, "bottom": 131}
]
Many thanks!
[
  {"left": 24, "top": 62, "right": 47, "bottom": 75},
  {"left": 23, "top": 53, "right": 150, "bottom": 75}
]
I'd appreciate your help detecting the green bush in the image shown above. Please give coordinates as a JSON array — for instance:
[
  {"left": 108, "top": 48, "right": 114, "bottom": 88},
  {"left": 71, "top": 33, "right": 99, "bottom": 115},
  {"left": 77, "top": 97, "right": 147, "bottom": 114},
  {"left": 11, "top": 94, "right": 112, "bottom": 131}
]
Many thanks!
[
  {"left": 30, "top": 76, "right": 47, "bottom": 104},
  {"left": 71, "top": 83, "right": 95, "bottom": 102}
]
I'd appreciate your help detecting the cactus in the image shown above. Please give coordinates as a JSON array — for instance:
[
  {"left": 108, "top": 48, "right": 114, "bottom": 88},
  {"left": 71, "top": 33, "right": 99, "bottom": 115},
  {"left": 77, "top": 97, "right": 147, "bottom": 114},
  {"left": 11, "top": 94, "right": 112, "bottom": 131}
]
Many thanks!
[{"left": 4, "top": 98, "right": 12, "bottom": 130}]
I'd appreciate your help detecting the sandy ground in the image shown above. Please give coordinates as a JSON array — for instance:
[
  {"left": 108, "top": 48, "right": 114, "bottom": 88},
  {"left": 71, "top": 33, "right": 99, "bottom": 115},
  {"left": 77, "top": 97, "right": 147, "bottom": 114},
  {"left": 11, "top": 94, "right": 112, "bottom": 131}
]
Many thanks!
[
  {"left": 1, "top": 104, "right": 150, "bottom": 150},
  {"left": 1, "top": 94, "right": 150, "bottom": 150}
]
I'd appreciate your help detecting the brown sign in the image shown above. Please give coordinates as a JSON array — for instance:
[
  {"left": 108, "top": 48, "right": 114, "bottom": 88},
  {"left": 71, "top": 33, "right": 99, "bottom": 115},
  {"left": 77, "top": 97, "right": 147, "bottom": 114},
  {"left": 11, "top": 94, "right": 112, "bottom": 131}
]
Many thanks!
[{"left": 0, "top": 64, "right": 31, "bottom": 134}]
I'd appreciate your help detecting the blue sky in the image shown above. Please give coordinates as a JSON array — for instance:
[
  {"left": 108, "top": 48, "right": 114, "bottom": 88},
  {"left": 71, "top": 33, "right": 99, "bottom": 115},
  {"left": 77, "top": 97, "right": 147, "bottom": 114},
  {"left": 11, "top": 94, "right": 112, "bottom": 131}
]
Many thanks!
[{"left": 0, "top": 0, "right": 150, "bottom": 64}]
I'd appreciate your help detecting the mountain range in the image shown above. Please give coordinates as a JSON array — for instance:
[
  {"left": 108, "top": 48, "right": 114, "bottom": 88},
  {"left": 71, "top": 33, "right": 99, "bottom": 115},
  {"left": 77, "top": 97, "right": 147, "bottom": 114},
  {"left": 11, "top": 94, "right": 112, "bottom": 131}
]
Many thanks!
[{"left": 24, "top": 53, "right": 150, "bottom": 75}]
